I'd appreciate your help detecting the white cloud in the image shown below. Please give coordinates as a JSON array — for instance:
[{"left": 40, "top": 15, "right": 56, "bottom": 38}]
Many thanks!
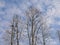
[
  {"left": 0, "top": 1, "right": 5, "bottom": 7},
  {"left": 52, "top": 0, "right": 60, "bottom": 17}
]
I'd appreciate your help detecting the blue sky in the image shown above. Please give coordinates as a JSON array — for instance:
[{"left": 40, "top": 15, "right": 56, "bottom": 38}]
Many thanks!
[{"left": 0, "top": 0, "right": 60, "bottom": 45}]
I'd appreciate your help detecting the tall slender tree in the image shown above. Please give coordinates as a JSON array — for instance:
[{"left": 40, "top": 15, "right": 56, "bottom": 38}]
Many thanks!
[
  {"left": 11, "top": 17, "right": 15, "bottom": 45},
  {"left": 14, "top": 15, "right": 19, "bottom": 45},
  {"left": 25, "top": 6, "right": 42, "bottom": 45}
]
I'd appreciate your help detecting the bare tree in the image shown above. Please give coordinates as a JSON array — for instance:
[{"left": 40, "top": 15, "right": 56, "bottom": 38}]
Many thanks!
[
  {"left": 25, "top": 6, "right": 42, "bottom": 45},
  {"left": 2, "top": 17, "right": 15, "bottom": 45},
  {"left": 11, "top": 17, "right": 15, "bottom": 45},
  {"left": 14, "top": 15, "right": 19, "bottom": 45},
  {"left": 3, "top": 15, "right": 23, "bottom": 45}
]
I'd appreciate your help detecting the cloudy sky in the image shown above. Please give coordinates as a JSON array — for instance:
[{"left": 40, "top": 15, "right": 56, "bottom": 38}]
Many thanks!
[{"left": 0, "top": 0, "right": 60, "bottom": 45}]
